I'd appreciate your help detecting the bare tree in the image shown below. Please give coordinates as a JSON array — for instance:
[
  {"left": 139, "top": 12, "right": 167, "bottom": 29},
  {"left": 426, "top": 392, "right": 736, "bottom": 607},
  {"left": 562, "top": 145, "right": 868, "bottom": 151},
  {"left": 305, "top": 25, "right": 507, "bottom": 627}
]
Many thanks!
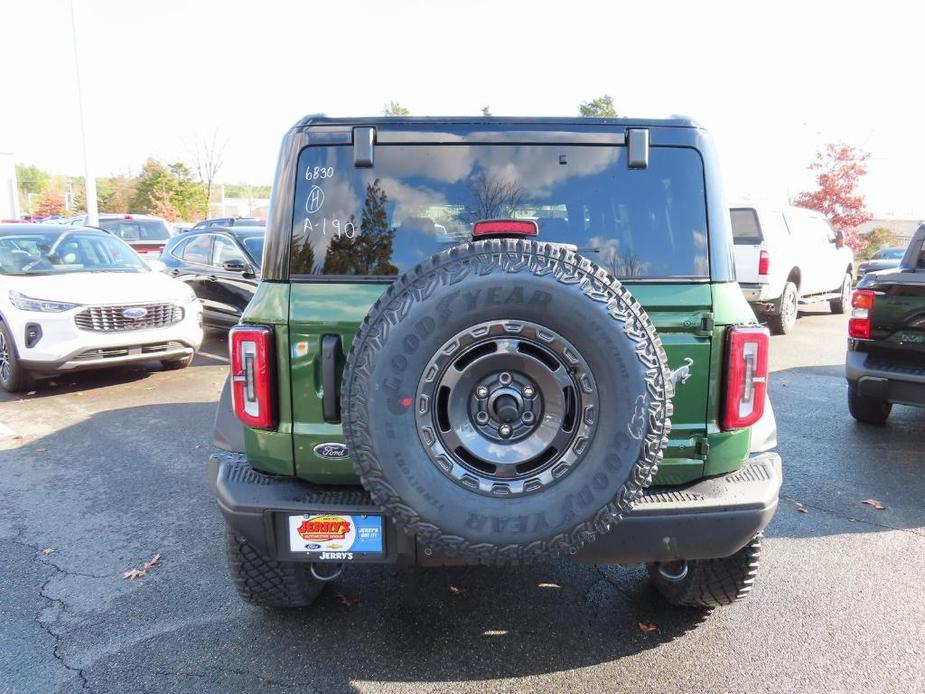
[
  {"left": 463, "top": 172, "right": 524, "bottom": 222},
  {"left": 192, "top": 131, "right": 228, "bottom": 214}
]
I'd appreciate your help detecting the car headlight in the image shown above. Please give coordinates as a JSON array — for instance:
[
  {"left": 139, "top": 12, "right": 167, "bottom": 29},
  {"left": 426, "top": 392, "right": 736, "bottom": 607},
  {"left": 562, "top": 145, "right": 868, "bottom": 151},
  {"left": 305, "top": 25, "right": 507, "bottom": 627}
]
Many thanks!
[
  {"left": 176, "top": 286, "right": 198, "bottom": 305},
  {"left": 8, "top": 290, "right": 81, "bottom": 312}
]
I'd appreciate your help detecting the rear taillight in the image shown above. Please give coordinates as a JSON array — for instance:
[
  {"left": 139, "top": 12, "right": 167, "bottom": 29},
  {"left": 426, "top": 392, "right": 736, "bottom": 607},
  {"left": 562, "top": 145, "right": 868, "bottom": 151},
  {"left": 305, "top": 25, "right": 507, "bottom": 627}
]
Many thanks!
[
  {"left": 722, "top": 326, "right": 770, "bottom": 430},
  {"left": 848, "top": 289, "right": 875, "bottom": 339},
  {"left": 229, "top": 324, "right": 276, "bottom": 429},
  {"left": 758, "top": 250, "right": 770, "bottom": 276},
  {"left": 472, "top": 219, "right": 538, "bottom": 237}
]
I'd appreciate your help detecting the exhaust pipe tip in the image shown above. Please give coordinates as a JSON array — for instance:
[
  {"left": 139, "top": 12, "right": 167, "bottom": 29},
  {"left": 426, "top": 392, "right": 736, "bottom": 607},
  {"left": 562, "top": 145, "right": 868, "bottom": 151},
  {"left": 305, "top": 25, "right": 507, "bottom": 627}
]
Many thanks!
[
  {"left": 655, "top": 560, "right": 689, "bottom": 582},
  {"left": 310, "top": 562, "right": 344, "bottom": 582}
]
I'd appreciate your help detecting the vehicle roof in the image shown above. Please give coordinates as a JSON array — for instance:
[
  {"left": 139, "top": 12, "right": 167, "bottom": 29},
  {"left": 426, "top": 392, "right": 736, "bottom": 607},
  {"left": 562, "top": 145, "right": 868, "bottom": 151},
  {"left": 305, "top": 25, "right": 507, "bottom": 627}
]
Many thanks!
[
  {"left": 0, "top": 223, "right": 106, "bottom": 236},
  {"left": 293, "top": 114, "right": 701, "bottom": 130},
  {"left": 175, "top": 226, "right": 265, "bottom": 239},
  {"left": 97, "top": 213, "right": 165, "bottom": 221},
  {"left": 195, "top": 216, "right": 265, "bottom": 223},
  {"left": 730, "top": 203, "right": 828, "bottom": 219}
]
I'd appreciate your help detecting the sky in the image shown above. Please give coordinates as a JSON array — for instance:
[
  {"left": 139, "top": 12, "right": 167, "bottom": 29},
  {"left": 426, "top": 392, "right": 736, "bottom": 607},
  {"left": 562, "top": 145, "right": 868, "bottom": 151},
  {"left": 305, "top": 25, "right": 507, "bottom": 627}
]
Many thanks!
[{"left": 1, "top": 0, "right": 922, "bottom": 217}]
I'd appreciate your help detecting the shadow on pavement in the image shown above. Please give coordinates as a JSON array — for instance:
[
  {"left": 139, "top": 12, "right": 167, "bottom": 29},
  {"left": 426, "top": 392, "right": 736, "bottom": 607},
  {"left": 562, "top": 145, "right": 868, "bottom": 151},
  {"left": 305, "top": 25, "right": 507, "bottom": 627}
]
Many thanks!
[
  {"left": 3, "top": 403, "right": 715, "bottom": 690},
  {"left": 0, "top": 332, "right": 228, "bottom": 403},
  {"left": 766, "top": 364, "right": 925, "bottom": 540}
]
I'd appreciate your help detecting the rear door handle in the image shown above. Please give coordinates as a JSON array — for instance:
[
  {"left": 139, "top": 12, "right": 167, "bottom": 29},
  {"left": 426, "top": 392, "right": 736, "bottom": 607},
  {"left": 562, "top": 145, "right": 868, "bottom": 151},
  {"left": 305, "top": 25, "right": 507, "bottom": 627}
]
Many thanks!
[
  {"left": 169, "top": 269, "right": 180, "bottom": 277},
  {"left": 207, "top": 274, "right": 218, "bottom": 282},
  {"left": 321, "top": 335, "right": 344, "bottom": 423}
]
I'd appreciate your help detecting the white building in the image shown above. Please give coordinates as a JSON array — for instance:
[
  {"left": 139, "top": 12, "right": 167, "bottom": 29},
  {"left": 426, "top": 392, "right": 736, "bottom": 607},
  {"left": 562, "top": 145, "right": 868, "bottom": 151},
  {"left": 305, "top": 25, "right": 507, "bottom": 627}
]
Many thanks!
[{"left": 0, "top": 153, "right": 20, "bottom": 221}]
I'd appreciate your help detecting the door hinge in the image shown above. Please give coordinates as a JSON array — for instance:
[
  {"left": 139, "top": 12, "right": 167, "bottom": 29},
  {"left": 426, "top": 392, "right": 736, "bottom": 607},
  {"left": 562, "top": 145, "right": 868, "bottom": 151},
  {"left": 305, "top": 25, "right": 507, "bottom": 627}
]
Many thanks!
[
  {"left": 697, "top": 312, "right": 715, "bottom": 336},
  {"left": 694, "top": 436, "right": 711, "bottom": 459}
]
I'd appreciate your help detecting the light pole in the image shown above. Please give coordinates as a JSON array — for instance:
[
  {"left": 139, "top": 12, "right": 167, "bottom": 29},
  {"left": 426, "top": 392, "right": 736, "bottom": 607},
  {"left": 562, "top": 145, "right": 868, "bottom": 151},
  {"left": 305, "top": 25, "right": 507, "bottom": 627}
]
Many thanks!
[{"left": 69, "top": 0, "right": 98, "bottom": 225}]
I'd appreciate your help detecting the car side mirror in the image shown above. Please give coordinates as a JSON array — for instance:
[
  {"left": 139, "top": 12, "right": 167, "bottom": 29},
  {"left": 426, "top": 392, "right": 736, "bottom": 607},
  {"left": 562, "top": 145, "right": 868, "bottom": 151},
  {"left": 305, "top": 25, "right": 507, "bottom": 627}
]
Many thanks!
[
  {"left": 834, "top": 230, "right": 845, "bottom": 249},
  {"left": 222, "top": 259, "right": 247, "bottom": 272}
]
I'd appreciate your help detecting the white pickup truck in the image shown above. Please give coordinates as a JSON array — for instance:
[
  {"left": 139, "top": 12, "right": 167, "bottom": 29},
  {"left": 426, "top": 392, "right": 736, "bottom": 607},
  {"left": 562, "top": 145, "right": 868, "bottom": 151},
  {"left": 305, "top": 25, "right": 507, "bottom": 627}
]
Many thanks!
[{"left": 731, "top": 204, "right": 854, "bottom": 334}]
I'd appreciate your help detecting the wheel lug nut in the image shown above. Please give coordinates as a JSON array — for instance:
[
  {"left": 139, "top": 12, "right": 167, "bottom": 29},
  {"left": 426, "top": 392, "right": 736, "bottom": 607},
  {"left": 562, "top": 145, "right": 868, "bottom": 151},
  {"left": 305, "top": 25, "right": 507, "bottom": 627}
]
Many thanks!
[
  {"left": 522, "top": 386, "right": 535, "bottom": 398},
  {"left": 499, "top": 424, "right": 512, "bottom": 438},
  {"left": 476, "top": 386, "right": 489, "bottom": 398},
  {"left": 499, "top": 372, "right": 512, "bottom": 385},
  {"left": 476, "top": 411, "right": 489, "bottom": 424}
]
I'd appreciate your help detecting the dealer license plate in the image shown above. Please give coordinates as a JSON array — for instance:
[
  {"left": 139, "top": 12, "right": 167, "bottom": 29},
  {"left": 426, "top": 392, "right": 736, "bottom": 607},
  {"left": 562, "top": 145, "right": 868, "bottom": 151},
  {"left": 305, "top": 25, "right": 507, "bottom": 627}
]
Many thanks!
[{"left": 288, "top": 513, "right": 384, "bottom": 560}]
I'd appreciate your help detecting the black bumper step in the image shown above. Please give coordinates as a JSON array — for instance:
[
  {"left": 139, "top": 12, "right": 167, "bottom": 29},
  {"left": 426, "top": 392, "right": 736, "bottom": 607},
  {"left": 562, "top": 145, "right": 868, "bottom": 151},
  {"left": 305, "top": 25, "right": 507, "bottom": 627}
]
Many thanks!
[{"left": 209, "top": 450, "right": 782, "bottom": 565}]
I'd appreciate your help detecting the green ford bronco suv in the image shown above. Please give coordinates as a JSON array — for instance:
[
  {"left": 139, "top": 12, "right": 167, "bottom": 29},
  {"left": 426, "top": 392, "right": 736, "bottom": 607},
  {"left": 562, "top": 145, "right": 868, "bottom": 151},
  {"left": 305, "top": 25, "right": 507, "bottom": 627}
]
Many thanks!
[{"left": 209, "top": 116, "right": 781, "bottom": 610}]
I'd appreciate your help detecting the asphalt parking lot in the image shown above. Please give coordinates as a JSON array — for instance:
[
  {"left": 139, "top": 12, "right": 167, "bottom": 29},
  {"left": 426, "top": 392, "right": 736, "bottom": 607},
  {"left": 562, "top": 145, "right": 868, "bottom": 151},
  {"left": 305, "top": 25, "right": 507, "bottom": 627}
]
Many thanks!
[{"left": 1, "top": 308, "right": 923, "bottom": 694}]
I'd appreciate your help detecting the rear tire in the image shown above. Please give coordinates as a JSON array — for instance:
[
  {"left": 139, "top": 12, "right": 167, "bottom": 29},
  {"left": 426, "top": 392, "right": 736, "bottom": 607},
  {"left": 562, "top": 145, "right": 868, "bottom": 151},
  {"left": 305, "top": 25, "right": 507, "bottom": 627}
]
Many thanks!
[
  {"left": 0, "top": 320, "right": 34, "bottom": 393},
  {"left": 648, "top": 535, "right": 762, "bottom": 608},
  {"left": 829, "top": 273, "right": 852, "bottom": 314},
  {"left": 767, "top": 282, "right": 798, "bottom": 335},
  {"left": 224, "top": 528, "right": 326, "bottom": 608},
  {"left": 848, "top": 386, "right": 892, "bottom": 425},
  {"left": 160, "top": 354, "right": 194, "bottom": 370}
]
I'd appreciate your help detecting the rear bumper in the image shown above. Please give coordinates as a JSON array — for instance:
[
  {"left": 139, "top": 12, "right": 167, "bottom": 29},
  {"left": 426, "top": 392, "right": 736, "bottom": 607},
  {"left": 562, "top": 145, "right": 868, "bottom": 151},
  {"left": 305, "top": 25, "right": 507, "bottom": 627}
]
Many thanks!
[
  {"left": 208, "top": 450, "right": 782, "bottom": 565},
  {"left": 846, "top": 350, "right": 925, "bottom": 407},
  {"left": 739, "top": 282, "right": 772, "bottom": 302}
]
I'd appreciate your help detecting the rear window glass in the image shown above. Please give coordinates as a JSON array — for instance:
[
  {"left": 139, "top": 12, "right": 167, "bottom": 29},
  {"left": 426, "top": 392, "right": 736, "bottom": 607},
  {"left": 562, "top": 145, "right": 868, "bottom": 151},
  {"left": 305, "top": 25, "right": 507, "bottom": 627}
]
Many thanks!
[
  {"left": 730, "top": 209, "right": 762, "bottom": 244},
  {"left": 289, "top": 144, "right": 709, "bottom": 279},
  {"left": 100, "top": 219, "right": 170, "bottom": 242},
  {"left": 242, "top": 236, "right": 265, "bottom": 266}
]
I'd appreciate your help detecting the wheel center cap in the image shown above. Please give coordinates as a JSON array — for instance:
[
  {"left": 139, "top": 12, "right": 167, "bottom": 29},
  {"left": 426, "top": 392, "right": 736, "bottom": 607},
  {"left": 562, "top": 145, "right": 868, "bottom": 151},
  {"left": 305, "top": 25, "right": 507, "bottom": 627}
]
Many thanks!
[{"left": 493, "top": 394, "right": 521, "bottom": 423}]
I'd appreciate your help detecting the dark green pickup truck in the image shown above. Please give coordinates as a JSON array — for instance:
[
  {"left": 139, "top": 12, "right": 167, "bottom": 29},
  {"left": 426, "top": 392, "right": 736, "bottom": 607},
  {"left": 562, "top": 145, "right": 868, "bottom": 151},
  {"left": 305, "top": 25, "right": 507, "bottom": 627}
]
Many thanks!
[
  {"left": 847, "top": 225, "right": 925, "bottom": 423},
  {"left": 209, "top": 116, "right": 781, "bottom": 611}
]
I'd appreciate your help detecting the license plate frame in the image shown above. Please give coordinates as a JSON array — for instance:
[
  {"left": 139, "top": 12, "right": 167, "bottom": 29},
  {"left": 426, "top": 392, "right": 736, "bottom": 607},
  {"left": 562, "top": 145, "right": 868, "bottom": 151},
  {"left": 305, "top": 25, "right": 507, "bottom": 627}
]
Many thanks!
[{"left": 284, "top": 512, "right": 386, "bottom": 562}]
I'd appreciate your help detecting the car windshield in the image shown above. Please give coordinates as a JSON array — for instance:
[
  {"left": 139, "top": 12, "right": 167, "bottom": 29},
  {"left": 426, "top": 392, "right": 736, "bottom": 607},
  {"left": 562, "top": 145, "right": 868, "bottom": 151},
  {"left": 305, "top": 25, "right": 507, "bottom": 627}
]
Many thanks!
[
  {"left": 99, "top": 218, "right": 170, "bottom": 242},
  {"left": 0, "top": 230, "right": 149, "bottom": 275},
  {"left": 873, "top": 248, "right": 905, "bottom": 260},
  {"left": 241, "top": 236, "right": 265, "bottom": 266},
  {"left": 289, "top": 144, "right": 709, "bottom": 279}
]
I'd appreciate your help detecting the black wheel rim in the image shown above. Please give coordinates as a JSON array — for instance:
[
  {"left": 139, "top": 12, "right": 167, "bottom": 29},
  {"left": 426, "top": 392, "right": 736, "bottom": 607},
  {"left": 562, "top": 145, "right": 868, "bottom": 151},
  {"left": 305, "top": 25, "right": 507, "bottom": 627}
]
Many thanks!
[
  {"left": 0, "top": 331, "right": 10, "bottom": 384},
  {"left": 414, "top": 320, "right": 598, "bottom": 497}
]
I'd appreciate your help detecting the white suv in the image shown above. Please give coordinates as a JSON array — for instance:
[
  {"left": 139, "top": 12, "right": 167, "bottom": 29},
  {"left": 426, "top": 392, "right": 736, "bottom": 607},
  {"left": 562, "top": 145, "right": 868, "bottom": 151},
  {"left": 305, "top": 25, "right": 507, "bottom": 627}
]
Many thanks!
[
  {"left": 731, "top": 204, "right": 854, "bottom": 334},
  {"left": 0, "top": 224, "right": 203, "bottom": 392}
]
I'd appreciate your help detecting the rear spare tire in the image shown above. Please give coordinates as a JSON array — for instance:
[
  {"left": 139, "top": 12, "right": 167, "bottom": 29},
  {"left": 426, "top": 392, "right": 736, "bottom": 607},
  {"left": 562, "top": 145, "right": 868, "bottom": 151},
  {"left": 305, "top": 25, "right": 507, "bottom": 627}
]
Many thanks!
[{"left": 341, "top": 239, "right": 673, "bottom": 563}]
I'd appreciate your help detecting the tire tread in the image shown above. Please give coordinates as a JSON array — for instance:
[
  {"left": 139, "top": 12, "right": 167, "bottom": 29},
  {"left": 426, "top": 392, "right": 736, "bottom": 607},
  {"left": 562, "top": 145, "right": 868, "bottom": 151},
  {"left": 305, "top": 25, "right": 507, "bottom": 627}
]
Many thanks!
[
  {"left": 340, "top": 239, "right": 673, "bottom": 564},
  {"left": 649, "top": 535, "right": 762, "bottom": 608}
]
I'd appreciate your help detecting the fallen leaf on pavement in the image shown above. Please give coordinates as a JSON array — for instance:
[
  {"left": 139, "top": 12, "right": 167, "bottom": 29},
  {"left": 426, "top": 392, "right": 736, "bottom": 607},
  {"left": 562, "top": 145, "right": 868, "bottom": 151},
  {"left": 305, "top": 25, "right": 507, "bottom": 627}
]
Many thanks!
[
  {"left": 449, "top": 584, "right": 463, "bottom": 595},
  {"left": 26, "top": 391, "right": 36, "bottom": 396},
  {"left": 794, "top": 502, "right": 808, "bottom": 513},
  {"left": 36, "top": 448, "right": 47, "bottom": 453},
  {"left": 122, "top": 553, "right": 163, "bottom": 580},
  {"left": 638, "top": 622, "right": 658, "bottom": 633},
  {"left": 862, "top": 498, "right": 886, "bottom": 510},
  {"left": 337, "top": 592, "right": 359, "bottom": 608},
  {"left": 42, "top": 548, "right": 55, "bottom": 555}
]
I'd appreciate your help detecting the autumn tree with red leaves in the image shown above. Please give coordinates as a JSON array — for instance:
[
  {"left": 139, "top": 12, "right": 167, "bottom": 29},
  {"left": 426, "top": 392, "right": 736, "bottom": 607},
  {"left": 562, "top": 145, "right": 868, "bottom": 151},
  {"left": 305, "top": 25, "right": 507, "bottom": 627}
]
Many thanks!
[
  {"left": 34, "top": 190, "right": 65, "bottom": 218},
  {"left": 793, "top": 143, "right": 872, "bottom": 253}
]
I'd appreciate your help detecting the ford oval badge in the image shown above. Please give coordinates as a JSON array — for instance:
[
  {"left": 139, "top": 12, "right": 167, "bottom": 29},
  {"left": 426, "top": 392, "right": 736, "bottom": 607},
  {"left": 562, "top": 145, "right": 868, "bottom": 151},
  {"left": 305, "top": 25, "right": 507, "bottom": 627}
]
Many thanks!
[
  {"left": 122, "top": 307, "right": 148, "bottom": 320},
  {"left": 313, "top": 442, "right": 349, "bottom": 460}
]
